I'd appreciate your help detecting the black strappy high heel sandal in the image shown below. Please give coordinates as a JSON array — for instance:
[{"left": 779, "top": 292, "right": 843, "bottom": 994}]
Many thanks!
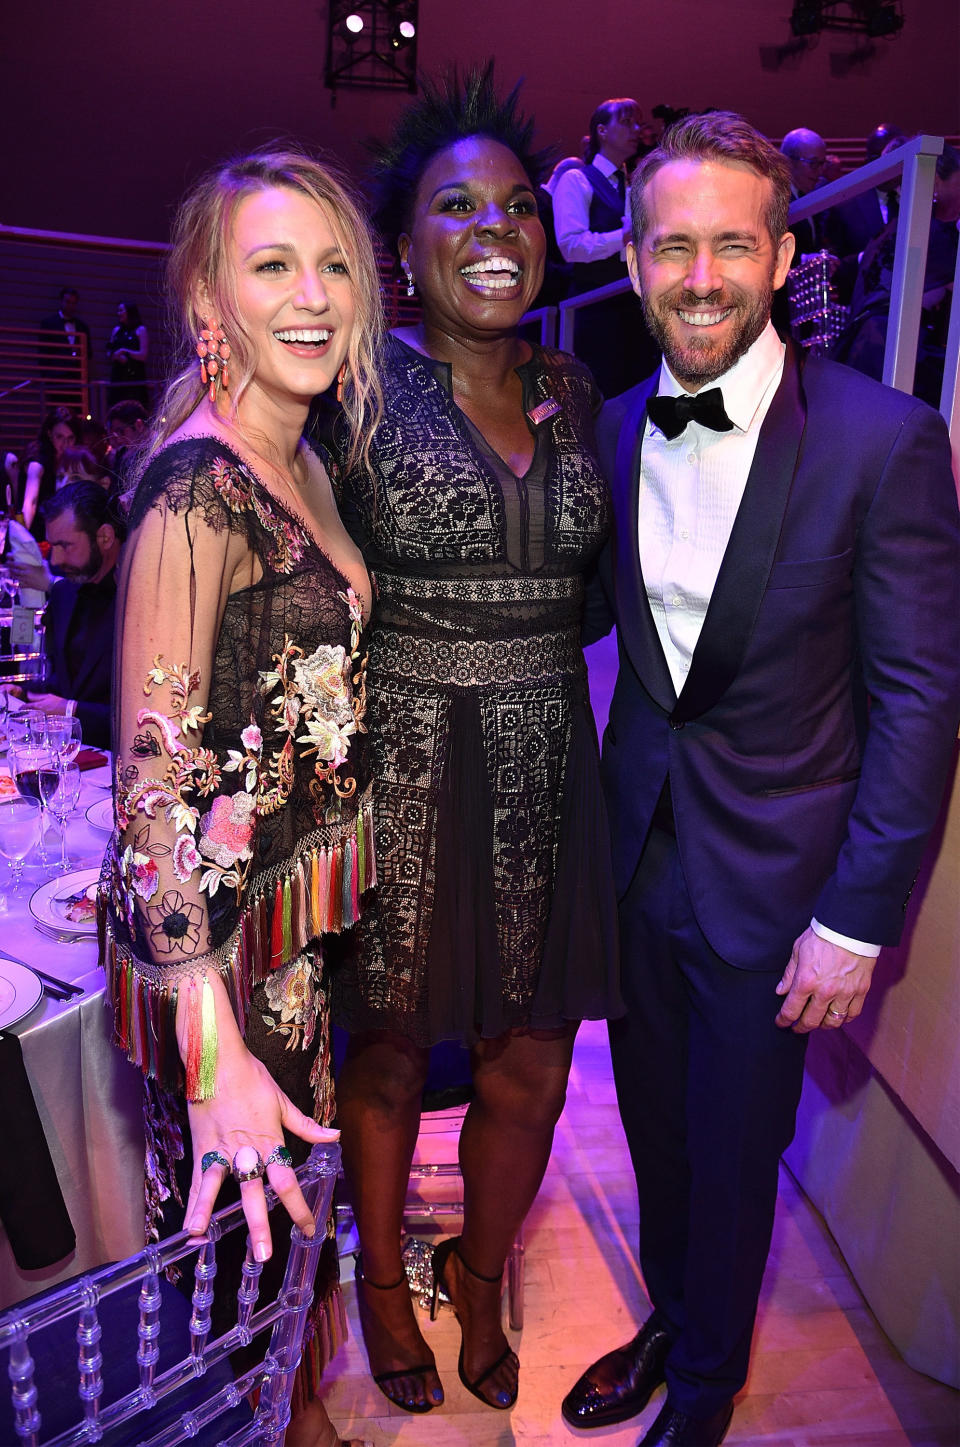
[
  {"left": 431, "top": 1235, "right": 518, "bottom": 1410},
  {"left": 354, "top": 1256, "right": 443, "bottom": 1414}
]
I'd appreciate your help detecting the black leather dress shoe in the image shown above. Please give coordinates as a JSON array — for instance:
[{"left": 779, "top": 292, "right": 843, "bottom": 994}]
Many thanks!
[
  {"left": 638, "top": 1398, "right": 734, "bottom": 1446},
  {"left": 561, "top": 1315, "right": 672, "bottom": 1428}
]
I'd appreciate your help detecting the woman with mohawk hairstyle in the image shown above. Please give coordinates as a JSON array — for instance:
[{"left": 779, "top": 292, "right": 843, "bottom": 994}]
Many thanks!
[{"left": 326, "top": 63, "right": 622, "bottom": 1416}]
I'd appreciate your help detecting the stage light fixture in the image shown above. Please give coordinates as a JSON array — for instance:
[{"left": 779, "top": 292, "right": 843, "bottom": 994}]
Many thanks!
[
  {"left": 788, "top": 0, "right": 905, "bottom": 38},
  {"left": 390, "top": 18, "right": 416, "bottom": 46},
  {"left": 327, "top": 0, "right": 419, "bottom": 91}
]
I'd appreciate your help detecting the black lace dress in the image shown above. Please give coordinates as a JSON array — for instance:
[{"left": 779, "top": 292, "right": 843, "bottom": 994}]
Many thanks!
[
  {"left": 331, "top": 335, "right": 622, "bottom": 1046},
  {"left": 100, "top": 436, "right": 375, "bottom": 1385}
]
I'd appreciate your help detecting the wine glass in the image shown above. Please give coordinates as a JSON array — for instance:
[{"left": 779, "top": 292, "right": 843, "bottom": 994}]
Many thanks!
[
  {"left": 45, "top": 715, "right": 82, "bottom": 764},
  {"left": 21, "top": 709, "right": 47, "bottom": 748},
  {"left": 40, "top": 761, "right": 81, "bottom": 873},
  {"left": 5, "top": 712, "right": 32, "bottom": 748},
  {"left": 8, "top": 742, "right": 57, "bottom": 866},
  {"left": 0, "top": 796, "right": 41, "bottom": 892}
]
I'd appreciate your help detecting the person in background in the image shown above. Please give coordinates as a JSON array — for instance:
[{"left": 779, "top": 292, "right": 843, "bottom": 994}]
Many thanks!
[
  {"left": 532, "top": 156, "right": 579, "bottom": 307},
  {"left": 832, "top": 142, "right": 959, "bottom": 405},
  {"left": 23, "top": 480, "right": 123, "bottom": 748},
  {"left": 77, "top": 418, "right": 114, "bottom": 472},
  {"left": 106, "top": 399, "right": 148, "bottom": 482},
  {"left": 39, "top": 287, "right": 91, "bottom": 406},
  {"left": 61, "top": 446, "right": 112, "bottom": 489},
  {"left": 561, "top": 110, "right": 960, "bottom": 1447},
  {"left": 823, "top": 124, "right": 906, "bottom": 304},
  {"left": 780, "top": 126, "right": 828, "bottom": 254},
  {"left": 18, "top": 406, "right": 77, "bottom": 537},
  {"left": 553, "top": 96, "right": 658, "bottom": 395},
  {"left": 106, "top": 299, "right": 150, "bottom": 408}
]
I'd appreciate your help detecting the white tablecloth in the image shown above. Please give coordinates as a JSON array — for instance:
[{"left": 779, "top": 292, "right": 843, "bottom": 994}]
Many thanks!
[{"left": 0, "top": 760, "right": 146, "bottom": 1309}]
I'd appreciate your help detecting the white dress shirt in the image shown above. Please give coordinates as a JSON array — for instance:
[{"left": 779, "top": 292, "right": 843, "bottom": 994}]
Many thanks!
[
  {"left": 552, "top": 152, "right": 627, "bottom": 265},
  {"left": 639, "top": 322, "right": 879, "bottom": 957}
]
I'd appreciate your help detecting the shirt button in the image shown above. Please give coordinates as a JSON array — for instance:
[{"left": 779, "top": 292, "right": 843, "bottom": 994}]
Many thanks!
[
  {"left": 686, "top": 452, "right": 696, "bottom": 465},
  {"left": 670, "top": 719, "right": 685, "bottom": 730},
  {"left": 670, "top": 594, "right": 683, "bottom": 607},
  {"left": 679, "top": 528, "right": 690, "bottom": 540}
]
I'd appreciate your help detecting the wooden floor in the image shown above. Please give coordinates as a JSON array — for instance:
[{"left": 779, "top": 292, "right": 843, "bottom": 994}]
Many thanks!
[{"left": 322, "top": 1019, "right": 959, "bottom": 1446}]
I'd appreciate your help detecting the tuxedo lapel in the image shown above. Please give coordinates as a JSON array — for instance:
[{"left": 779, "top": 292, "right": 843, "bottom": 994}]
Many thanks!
[
  {"left": 608, "top": 378, "right": 677, "bottom": 712},
  {"left": 672, "top": 343, "right": 807, "bottom": 724}
]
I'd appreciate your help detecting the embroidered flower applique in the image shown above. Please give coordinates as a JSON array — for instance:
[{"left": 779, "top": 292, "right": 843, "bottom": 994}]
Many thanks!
[
  {"left": 198, "top": 792, "right": 256, "bottom": 869},
  {"left": 145, "top": 891, "right": 204, "bottom": 957},
  {"left": 118, "top": 659, "right": 263, "bottom": 929},
  {"left": 209, "top": 456, "right": 253, "bottom": 510},
  {"left": 262, "top": 956, "right": 318, "bottom": 1052},
  {"left": 258, "top": 623, "right": 366, "bottom": 814},
  {"left": 122, "top": 848, "right": 160, "bottom": 902}
]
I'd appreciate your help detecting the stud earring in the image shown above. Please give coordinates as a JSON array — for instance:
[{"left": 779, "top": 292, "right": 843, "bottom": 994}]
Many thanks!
[
  {"left": 402, "top": 264, "right": 415, "bottom": 299},
  {"left": 196, "top": 322, "right": 231, "bottom": 403}
]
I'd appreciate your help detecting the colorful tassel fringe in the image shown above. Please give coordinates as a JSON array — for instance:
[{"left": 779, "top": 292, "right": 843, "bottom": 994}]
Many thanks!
[{"left": 104, "top": 795, "right": 378, "bottom": 1098}]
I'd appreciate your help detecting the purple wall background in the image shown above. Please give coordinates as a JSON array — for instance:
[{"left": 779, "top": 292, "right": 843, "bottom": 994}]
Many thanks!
[{"left": 2, "top": 0, "right": 958, "bottom": 241}]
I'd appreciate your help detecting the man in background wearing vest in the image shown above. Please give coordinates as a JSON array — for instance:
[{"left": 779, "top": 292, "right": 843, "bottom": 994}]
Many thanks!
[{"left": 554, "top": 98, "right": 660, "bottom": 396}]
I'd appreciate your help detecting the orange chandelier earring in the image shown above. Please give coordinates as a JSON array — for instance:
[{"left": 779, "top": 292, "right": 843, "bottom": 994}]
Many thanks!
[{"left": 197, "top": 322, "right": 231, "bottom": 402}]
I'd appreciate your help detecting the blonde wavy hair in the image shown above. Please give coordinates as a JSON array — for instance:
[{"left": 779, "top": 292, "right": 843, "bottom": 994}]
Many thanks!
[{"left": 145, "top": 146, "right": 383, "bottom": 473}]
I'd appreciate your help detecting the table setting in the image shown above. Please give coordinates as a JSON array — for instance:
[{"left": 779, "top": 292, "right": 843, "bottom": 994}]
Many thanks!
[{"left": 0, "top": 730, "right": 146, "bottom": 1310}]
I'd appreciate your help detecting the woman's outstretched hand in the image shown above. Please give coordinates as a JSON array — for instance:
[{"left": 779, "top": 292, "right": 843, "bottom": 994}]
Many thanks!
[{"left": 179, "top": 974, "right": 338, "bottom": 1259}]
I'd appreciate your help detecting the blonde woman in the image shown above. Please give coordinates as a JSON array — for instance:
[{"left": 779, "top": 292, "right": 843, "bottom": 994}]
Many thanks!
[{"left": 102, "top": 148, "right": 382, "bottom": 1447}]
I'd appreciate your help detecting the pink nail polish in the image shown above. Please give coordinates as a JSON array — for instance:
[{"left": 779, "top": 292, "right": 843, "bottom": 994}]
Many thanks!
[{"left": 255, "top": 1242, "right": 270, "bottom": 1262}]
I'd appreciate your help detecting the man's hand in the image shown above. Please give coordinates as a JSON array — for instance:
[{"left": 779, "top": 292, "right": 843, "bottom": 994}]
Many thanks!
[
  {"left": 26, "top": 692, "right": 69, "bottom": 717},
  {"left": 7, "top": 560, "right": 50, "bottom": 593},
  {"left": 775, "top": 927, "right": 877, "bottom": 1032}
]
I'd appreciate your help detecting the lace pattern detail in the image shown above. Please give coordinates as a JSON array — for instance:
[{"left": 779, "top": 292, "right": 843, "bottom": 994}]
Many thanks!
[
  {"left": 332, "top": 340, "right": 613, "bottom": 1042},
  {"left": 370, "top": 625, "right": 587, "bottom": 688}
]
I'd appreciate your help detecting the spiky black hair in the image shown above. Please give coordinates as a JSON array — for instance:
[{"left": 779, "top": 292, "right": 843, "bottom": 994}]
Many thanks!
[{"left": 370, "top": 60, "right": 552, "bottom": 259}]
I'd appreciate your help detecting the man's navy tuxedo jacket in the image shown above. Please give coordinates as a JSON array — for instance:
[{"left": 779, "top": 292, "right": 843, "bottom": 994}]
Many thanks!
[{"left": 587, "top": 346, "right": 960, "bottom": 968}]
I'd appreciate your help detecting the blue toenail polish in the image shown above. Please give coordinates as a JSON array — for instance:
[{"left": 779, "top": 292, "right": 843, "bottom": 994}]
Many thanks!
[
  {"left": 431, "top": 1389, "right": 443, "bottom": 1401},
  {"left": 497, "top": 1391, "right": 511, "bottom": 1405}
]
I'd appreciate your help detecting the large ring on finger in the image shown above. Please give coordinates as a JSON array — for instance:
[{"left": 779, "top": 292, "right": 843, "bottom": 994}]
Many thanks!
[
  {"left": 264, "top": 1145, "right": 294, "bottom": 1169},
  {"left": 201, "top": 1150, "right": 230, "bottom": 1173},
  {"left": 232, "top": 1146, "right": 266, "bottom": 1183}
]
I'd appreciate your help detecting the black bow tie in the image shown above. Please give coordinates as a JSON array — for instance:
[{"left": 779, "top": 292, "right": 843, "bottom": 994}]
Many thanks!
[{"left": 647, "top": 388, "right": 734, "bottom": 440}]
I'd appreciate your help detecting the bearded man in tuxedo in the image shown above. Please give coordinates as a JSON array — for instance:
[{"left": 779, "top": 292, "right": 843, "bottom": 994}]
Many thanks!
[{"left": 561, "top": 111, "right": 960, "bottom": 1447}]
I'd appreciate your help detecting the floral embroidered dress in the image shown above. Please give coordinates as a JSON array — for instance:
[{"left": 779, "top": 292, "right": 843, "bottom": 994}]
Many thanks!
[
  {"left": 100, "top": 435, "right": 375, "bottom": 1378},
  {"left": 330, "top": 336, "right": 622, "bottom": 1047}
]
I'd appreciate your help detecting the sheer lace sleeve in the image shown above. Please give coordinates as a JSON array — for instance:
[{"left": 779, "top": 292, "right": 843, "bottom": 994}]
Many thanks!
[{"left": 102, "top": 449, "right": 259, "bottom": 1100}]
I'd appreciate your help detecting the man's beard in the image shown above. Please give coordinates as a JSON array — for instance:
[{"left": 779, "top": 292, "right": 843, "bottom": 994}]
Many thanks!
[
  {"left": 641, "top": 277, "right": 775, "bottom": 387},
  {"left": 51, "top": 540, "right": 101, "bottom": 582}
]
